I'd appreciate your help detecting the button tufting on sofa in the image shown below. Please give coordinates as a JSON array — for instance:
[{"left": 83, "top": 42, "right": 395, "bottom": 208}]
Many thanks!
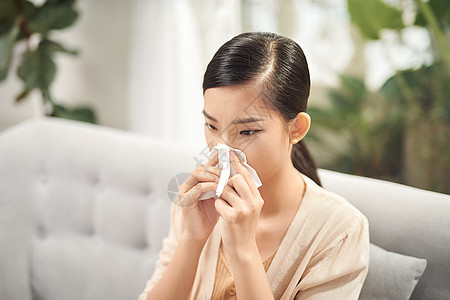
[
  {"left": 36, "top": 225, "right": 46, "bottom": 239},
  {"left": 38, "top": 171, "right": 48, "bottom": 185},
  {"left": 91, "top": 175, "right": 100, "bottom": 185},
  {"left": 2, "top": 117, "right": 448, "bottom": 300},
  {"left": 86, "top": 224, "right": 95, "bottom": 236}
]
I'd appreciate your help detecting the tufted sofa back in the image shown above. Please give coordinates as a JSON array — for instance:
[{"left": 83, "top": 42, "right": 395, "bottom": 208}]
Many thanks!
[
  {"left": 2, "top": 117, "right": 449, "bottom": 300},
  {"left": 0, "top": 117, "right": 199, "bottom": 300},
  {"left": 319, "top": 170, "right": 450, "bottom": 299}
]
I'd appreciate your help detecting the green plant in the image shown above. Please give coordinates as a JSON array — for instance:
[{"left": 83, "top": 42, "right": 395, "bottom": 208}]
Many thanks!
[
  {"left": 348, "top": 0, "right": 450, "bottom": 118},
  {"left": 0, "top": 0, "right": 96, "bottom": 124},
  {"left": 308, "top": 75, "right": 404, "bottom": 181},
  {"left": 345, "top": 0, "right": 449, "bottom": 193}
]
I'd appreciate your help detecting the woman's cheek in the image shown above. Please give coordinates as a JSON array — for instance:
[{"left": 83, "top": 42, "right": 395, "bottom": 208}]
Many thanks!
[
  {"left": 253, "top": 142, "right": 285, "bottom": 183},
  {"left": 242, "top": 142, "right": 268, "bottom": 180},
  {"left": 255, "top": 154, "right": 272, "bottom": 182}
]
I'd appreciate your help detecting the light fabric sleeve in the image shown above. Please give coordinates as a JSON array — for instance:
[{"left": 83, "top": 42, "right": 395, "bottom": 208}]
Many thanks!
[
  {"left": 137, "top": 204, "right": 182, "bottom": 300},
  {"left": 294, "top": 216, "right": 370, "bottom": 300}
]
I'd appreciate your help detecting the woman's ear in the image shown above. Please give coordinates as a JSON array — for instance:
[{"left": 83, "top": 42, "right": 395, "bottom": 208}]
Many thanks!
[{"left": 289, "top": 112, "right": 311, "bottom": 144}]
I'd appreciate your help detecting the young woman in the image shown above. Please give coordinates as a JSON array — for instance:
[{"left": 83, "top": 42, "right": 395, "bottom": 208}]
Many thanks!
[{"left": 138, "top": 32, "right": 369, "bottom": 300}]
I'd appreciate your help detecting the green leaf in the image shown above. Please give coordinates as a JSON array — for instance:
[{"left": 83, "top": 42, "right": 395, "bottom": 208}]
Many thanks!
[
  {"left": 0, "top": 0, "right": 19, "bottom": 36},
  {"left": 340, "top": 75, "right": 367, "bottom": 101},
  {"left": 415, "top": 0, "right": 450, "bottom": 29},
  {"left": 0, "top": 0, "right": 17, "bottom": 20},
  {"left": 40, "top": 39, "right": 78, "bottom": 55},
  {"left": 16, "top": 1, "right": 38, "bottom": 40},
  {"left": 17, "top": 40, "right": 56, "bottom": 91},
  {"left": 46, "top": 0, "right": 76, "bottom": 4},
  {"left": 329, "top": 91, "right": 355, "bottom": 112},
  {"left": 380, "top": 63, "right": 450, "bottom": 119},
  {"left": 308, "top": 106, "right": 346, "bottom": 131},
  {"left": 0, "top": 22, "right": 20, "bottom": 81},
  {"left": 347, "top": 0, "right": 404, "bottom": 39},
  {"left": 1, "top": 1, "right": 37, "bottom": 38},
  {"left": 50, "top": 103, "right": 97, "bottom": 124},
  {"left": 22, "top": 0, "right": 38, "bottom": 19},
  {"left": 28, "top": 1, "right": 78, "bottom": 34}
]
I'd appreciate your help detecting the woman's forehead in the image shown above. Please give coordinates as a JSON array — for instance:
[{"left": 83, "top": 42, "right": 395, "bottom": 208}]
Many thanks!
[
  {"left": 203, "top": 100, "right": 281, "bottom": 126},
  {"left": 204, "top": 85, "right": 279, "bottom": 119}
]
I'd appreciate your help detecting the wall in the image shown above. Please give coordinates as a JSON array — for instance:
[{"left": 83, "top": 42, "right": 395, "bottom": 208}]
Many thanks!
[{"left": 0, "top": 0, "right": 132, "bottom": 132}]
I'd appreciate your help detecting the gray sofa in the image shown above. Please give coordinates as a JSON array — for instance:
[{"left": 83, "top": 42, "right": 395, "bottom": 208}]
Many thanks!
[{"left": 0, "top": 117, "right": 449, "bottom": 300}]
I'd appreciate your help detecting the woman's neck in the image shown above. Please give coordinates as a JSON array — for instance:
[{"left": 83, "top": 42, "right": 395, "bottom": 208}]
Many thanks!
[{"left": 258, "top": 164, "right": 306, "bottom": 218}]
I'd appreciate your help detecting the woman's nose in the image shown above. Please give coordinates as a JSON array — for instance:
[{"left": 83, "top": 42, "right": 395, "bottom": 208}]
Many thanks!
[
  {"left": 209, "top": 138, "right": 236, "bottom": 150},
  {"left": 219, "top": 128, "right": 240, "bottom": 147},
  {"left": 207, "top": 125, "right": 240, "bottom": 149},
  {"left": 209, "top": 139, "right": 225, "bottom": 149}
]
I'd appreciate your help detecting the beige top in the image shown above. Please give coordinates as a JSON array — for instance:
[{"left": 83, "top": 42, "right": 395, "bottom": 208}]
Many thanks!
[
  {"left": 138, "top": 172, "right": 370, "bottom": 300},
  {"left": 211, "top": 244, "right": 277, "bottom": 299}
]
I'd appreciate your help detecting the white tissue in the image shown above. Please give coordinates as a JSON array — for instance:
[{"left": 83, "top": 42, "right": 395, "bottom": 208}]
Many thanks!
[{"left": 198, "top": 143, "right": 262, "bottom": 201}]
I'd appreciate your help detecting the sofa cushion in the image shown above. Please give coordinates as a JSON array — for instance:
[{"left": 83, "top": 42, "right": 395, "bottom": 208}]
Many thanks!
[
  {"left": 0, "top": 118, "right": 199, "bottom": 300},
  {"left": 318, "top": 169, "right": 450, "bottom": 299},
  {"left": 360, "top": 243, "right": 427, "bottom": 300}
]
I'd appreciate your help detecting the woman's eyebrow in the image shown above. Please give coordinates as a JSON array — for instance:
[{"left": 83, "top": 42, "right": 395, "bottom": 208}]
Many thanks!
[
  {"left": 231, "top": 117, "right": 265, "bottom": 124},
  {"left": 203, "top": 109, "right": 265, "bottom": 124},
  {"left": 202, "top": 109, "right": 218, "bottom": 122}
]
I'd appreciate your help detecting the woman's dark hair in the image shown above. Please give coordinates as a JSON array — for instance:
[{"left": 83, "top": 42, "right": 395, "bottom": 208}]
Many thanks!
[{"left": 202, "top": 32, "right": 321, "bottom": 186}]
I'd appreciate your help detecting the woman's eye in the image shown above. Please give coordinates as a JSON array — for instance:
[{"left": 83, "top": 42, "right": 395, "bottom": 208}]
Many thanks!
[
  {"left": 204, "top": 123, "right": 217, "bottom": 130},
  {"left": 240, "top": 130, "right": 261, "bottom": 136},
  {"left": 205, "top": 123, "right": 260, "bottom": 136}
]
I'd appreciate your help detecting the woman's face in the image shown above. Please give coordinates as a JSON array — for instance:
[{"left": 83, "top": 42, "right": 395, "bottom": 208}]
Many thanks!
[{"left": 203, "top": 83, "right": 292, "bottom": 184}]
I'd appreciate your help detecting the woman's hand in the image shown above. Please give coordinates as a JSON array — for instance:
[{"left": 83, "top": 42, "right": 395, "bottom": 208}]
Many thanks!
[
  {"left": 176, "top": 150, "right": 221, "bottom": 244},
  {"left": 215, "top": 150, "right": 264, "bottom": 257}
]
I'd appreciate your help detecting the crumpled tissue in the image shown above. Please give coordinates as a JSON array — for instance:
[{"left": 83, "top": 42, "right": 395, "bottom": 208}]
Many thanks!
[{"left": 198, "top": 143, "right": 262, "bottom": 201}]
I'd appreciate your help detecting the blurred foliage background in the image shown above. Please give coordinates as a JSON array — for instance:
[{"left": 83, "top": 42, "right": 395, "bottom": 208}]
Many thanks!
[
  {"left": 0, "top": 0, "right": 96, "bottom": 123},
  {"left": 308, "top": 0, "right": 449, "bottom": 193},
  {"left": 0, "top": 0, "right": 448, "bottom": 194}
]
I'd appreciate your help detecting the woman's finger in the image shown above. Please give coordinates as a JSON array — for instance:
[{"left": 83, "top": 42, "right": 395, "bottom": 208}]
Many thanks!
[
  {"left": 205, "top": 148, "right": 219, "bottom": 166},
  {"left": 219, "top": 184, "right": 241, "bottom": 208},
  {"left": 226, "top": 174, "right": 254, "bottom": 204},
  {"left": 214, "top": 197, "right": 233, "bottom": 218},
  {"left": 179, "top": 165, "right": 220, "bottom": 192},
  {"left": 179, "top": 149, "right": 219, "bottom": 191},
  {"left": 230, "top": 150, "right": 259, "bottom": 196},
  {"left": 177, "top": 181, "right": 218, "bottom": 207}
]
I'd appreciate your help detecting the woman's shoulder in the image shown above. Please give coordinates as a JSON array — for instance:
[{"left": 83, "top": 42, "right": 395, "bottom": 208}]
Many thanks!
[{"left": 299, "top": 173, "right": 368, "bottom": 244}]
